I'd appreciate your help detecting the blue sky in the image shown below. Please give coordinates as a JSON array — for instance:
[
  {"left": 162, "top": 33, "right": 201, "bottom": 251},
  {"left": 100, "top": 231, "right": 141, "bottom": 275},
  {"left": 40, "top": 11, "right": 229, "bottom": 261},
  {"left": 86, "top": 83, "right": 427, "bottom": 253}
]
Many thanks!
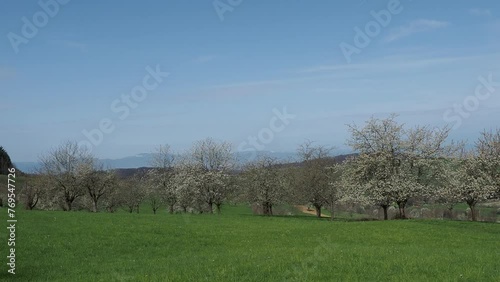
[{"left": 1, "top": 0, "right": 499, "bottom": 161}]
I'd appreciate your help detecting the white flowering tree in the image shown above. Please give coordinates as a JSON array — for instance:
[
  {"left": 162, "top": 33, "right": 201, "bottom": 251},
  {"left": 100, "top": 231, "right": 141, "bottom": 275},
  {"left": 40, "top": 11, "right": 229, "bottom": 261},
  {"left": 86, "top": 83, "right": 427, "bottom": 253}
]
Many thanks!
[
  {"left": 80, "top": 163, "right": 118, "bottom": 212},
  {"left": 20, "top": 174, "right": 47, "bottom": 210},
  {"left": 476, "top": 129, "right": 500, "bottom": 199},
  {"left": 429, "top": 159, "right": 462, "bottom": 215},
  {"left": 189, "top": 138, "right": 234, "bottom": 213},
  {"left": 171, "top": 164, "right": 201, "bottom": 213},
  {"left": 346, "top": 114, "right": 453, "bottom": 219},
  {"left": 39, "top": 141, "right": 94, "bottom": 211},
  {"left": 243, "top": 155, "right": 286, "bottom": 216},
  {"left": 118, "top": 175, "right": 145, "bottom": 213},
  {"left": 343, "top": 153, "right": 394, "bottom": 220},
  {"left": 294, "top": 141, "right": 335, "bottom": 218},
  {"left": 453, "top": 155, "right": 497, "bottom": 221},
  {"left": 325, "top": 163, "right": 346, "bottom": 221},
  {"left": 206, "top": 170, "right": 232, "bottom": 213},
  {"left": 432, "top": 130, "right": 499, "bottom": 221},
  {"left": 150, "top": 144, "right": 176, "bottom": 213},
  {"left": 143, "top": 170, "right": 164, "bottom": 214}
]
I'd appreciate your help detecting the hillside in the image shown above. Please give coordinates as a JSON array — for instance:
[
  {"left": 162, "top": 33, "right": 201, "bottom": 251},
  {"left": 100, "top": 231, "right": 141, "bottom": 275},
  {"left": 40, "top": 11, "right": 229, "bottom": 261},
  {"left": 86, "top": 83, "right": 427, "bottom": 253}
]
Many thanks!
[{"left": 0, "top": 146, "right": 14, "bottom": 175}]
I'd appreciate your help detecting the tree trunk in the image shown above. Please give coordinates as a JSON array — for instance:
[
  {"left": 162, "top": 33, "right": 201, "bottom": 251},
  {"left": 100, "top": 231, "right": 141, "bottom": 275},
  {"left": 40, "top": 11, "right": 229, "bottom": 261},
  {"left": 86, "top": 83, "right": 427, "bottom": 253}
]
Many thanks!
[
  {"left": 468, "top": 202, "right": 477, "bottom": 221},
  {"left": 262, "top": 202, "right": 268, "bottom": 215},
  {"left": 315, "top": 205, "right": 322, "bottom": 218},
  {"left": 91, "top": 200, "right": 98, "bottom": 213},
  {"left": 208, "top": 201, "right": 213, "bottom": 214},
  {"left": 329, "top": 203, "right": 335, "bottom": 221},
  {"left": 444, "top": 205, "right": 454, "bottom": 219},
  {"left": 169, "top": 204, "right": 174, "bottom": 214},
  {"left": 30, "top": 196, "right": 39, "bottom": 210},
  {"left": 262, "top": 202, "right": 272, "bottom": 216},
  {"left": 65, "top": 199, "right": 72, "bottom": 211},
  {"left": 26, "top": 199, "right": 34, "bottom": 210},
  {"left": 216, "top": 203, "right": 222, "bottom": 214},
  {"left": 397, "top": 200, "right": 406, "bottom": 219},
  {"left": 382, "top": 205, "right": 389, "bottom": 220}
]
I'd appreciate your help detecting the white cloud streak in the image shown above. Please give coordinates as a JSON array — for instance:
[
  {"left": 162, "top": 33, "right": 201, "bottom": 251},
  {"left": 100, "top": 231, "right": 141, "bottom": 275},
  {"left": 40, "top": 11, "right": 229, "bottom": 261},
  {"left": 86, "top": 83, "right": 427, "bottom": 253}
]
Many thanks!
[
  {"left": 384, "top": 19, "right": 450, "bottom": 43},
  {"left": 469, "top": 8, "right": 491, "bottom": 17}
]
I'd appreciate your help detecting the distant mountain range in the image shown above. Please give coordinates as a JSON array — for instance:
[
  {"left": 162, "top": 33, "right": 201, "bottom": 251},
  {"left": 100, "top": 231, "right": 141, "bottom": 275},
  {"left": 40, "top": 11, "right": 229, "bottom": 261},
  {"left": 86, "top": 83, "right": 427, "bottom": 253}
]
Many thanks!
[
  {"left": 14, "top": 151, "right": 303, "bottom": 173},
  {"left": 15, "top": 150, "right": 355, "bottom": 173}
]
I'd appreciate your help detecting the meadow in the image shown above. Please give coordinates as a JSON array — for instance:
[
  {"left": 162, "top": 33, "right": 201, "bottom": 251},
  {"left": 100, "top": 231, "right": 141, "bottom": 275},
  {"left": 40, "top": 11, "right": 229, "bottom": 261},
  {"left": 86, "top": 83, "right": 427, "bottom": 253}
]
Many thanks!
[{"left": 0, "top": 205, "right": 499, "bottom": 281}]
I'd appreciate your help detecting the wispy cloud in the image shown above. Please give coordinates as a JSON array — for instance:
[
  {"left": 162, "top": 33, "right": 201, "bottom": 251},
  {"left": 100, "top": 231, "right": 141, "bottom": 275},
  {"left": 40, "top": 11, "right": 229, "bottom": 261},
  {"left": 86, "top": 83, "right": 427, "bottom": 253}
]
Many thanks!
[
  {"left": 469, "top": 8, "right": 491, "bottom": 17},
  {"left": 203, "top": 52, "right": 499, "bottom": 97},
  {"left": 298, "top": 54, "right": 479, "bottom": 74},
  {"left": 384, "top": 19, "right": 450, "bottom": 43}
]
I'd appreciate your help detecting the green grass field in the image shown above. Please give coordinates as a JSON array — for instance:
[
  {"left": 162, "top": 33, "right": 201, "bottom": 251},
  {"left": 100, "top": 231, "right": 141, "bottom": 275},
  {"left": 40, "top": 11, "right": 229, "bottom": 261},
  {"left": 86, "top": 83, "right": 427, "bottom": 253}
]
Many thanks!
[{"left": 0, "top": 205, "right": 498, "bottom": 281}]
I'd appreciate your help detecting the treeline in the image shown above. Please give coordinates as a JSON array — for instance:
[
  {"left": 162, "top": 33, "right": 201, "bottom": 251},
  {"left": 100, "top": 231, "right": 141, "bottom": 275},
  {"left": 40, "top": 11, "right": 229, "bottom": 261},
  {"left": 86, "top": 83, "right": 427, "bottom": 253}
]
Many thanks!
[{"left": 9, "top": 115, "right": 500, "bottom": 221}]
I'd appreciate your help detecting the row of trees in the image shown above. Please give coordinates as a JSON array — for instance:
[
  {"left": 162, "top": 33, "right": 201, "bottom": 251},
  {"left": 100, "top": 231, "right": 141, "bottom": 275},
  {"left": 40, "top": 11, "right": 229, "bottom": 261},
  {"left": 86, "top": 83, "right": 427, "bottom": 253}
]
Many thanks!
[
  {"left": 17, "top": 115, "right": 500, "bottom": 221},
  {"left": 23, "top": 139, "right": 234, "bottom": 214},
  {"left": 343, "top": 115, "right": 499, "bottom": 221}
]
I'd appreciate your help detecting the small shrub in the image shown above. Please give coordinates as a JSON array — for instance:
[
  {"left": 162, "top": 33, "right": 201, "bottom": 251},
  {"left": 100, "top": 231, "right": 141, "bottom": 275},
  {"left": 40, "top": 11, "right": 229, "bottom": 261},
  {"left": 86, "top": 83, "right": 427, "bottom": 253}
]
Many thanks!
[
  {"left": 356, "top": 206, "right": 365, "bottom": 214},
  {"left": 443, "top": 209, "right": 454, "bottom": 220},
  {"left": 409, "top": 209, "right": 420, "bottom": 219},
  {"left": 433, "top": 208, "right": 444, "bottom": 219},
  {"left": 484, "top": 210, "right": 498, "bottom": 223},
  {"left": 388, "top": 206, "right": 397, "bottom": 219},
  {"left": 420, "top": 208, "right": 432, "bottom": 219},
  {"left": 251, "top": 203, "right": 262, "bottom": 215}
]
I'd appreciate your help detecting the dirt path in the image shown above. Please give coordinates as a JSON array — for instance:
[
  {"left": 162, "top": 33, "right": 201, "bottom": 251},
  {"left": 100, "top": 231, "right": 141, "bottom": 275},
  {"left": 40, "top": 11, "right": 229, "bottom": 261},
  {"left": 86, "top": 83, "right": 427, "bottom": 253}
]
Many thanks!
[{"left": 295, "top": 205, "right": 330, "bottom": 218}]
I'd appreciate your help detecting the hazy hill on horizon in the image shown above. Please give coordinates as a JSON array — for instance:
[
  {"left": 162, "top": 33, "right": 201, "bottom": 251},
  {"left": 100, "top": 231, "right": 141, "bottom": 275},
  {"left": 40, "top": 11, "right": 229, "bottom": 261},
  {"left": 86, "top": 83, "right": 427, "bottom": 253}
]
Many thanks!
[{"left": 14, "top": 150, "right": 355, "bottom": 173}]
